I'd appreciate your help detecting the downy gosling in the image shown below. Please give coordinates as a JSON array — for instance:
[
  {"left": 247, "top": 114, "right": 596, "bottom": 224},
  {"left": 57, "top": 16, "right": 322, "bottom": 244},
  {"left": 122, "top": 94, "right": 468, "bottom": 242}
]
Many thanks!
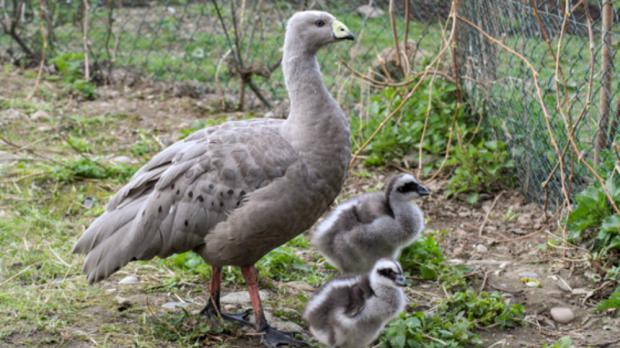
[
  {"left": 312, "top": 173, "right": 429, "bottom": 273},
  {"left": 304, "top": 258, "right": 407, "bottom": 348}
]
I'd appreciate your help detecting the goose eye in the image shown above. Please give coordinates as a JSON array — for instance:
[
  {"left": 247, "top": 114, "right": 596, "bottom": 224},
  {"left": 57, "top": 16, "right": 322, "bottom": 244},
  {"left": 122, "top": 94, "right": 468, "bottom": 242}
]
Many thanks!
[{"left": 315, "top": 20, "right": 325, "bottom": 27}]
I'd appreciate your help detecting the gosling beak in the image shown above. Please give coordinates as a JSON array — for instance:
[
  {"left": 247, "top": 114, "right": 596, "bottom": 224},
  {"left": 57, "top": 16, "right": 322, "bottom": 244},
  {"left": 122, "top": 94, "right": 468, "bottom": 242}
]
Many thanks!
[
  {"left": 416, "top": 185, "right": 430, "bottom": 197},
  {"left": 332, "top": 20, "right": 355, "bottom": 41},
  {"left": 394, "top": 274, "right": 407, "bottom": 287}
]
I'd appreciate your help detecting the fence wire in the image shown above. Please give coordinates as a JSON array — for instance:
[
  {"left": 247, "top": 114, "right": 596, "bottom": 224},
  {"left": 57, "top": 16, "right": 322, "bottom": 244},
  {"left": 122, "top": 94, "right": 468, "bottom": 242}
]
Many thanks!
[{"left": 456, "top": 0, "right": 619, "bottom": 206}]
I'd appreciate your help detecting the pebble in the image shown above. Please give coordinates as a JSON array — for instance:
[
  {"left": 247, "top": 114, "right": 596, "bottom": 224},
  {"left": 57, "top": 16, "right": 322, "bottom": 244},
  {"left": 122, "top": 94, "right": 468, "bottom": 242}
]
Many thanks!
[
  {"left": 118, "top": 275, "right": 139, "bottom": 285},
  {"left": 474, "top": 244, "right": 488, "bottom": 253},
  {"left": 284, "top": 281, "right": 314, "bottom": 292},
  {"left": 221, "top": 291, "right": 269, "bottom": 305},
  {"left": 356, "top": 5, "right": 384, "bottom": 19},
  {"left": 111, "top": 156, "right": 135, "bottom": 165},
  {"left": 550, "top": 307, "right": 575, "bottom": 324},
  {"left": 518, "top": 271, "right": 538, "bottom": 279},
  {"left": 30, "top": 110, "right": 50, "bottom": 121},
  {"left": 115, "top": 296, "right": 132, "bottom": 311},
  {"left": 162, "top": 301, "right": 190, "bottom": 310}
]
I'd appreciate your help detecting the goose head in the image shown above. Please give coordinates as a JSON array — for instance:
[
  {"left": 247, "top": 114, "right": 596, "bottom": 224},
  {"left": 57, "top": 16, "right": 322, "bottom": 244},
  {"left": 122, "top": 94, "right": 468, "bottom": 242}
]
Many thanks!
[
  {"left": 370, "top": 258, "right": 407, "bottom": 288},
  {"left": 387, "top": 173, "right": 429, "bottom": 202},
  {"left": 285, "top": 11, "right": 354, "bottom": 55}
]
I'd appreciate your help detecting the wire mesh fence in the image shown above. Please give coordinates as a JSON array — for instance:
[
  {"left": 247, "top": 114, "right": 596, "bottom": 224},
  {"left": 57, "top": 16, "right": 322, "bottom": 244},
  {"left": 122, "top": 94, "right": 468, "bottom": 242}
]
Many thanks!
[
  {"left": 455, "top": 0, "right": 619, "bottom": 207},
  {"left": 1, "top": 0, "right": 618, "bottom": 207}
]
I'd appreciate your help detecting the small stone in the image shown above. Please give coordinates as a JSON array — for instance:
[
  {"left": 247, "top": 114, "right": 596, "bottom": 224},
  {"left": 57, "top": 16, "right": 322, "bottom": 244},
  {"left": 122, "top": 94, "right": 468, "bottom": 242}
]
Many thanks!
[
  {"left": 83, "top": 197, "right": 94, "bottom": 209},
  {"left": 356, "top": 4, "right": 384, "bottom": 19},
  {"left": 518, "top": 272, "right": 538, "bottom": 279},
  {"left": 556, "top": 277, "right": 572, "bottom": 293},
  {"left": 115, "top": 296, "right": 132, "bottom": 311},
  {"left": 118, "top": 275, "right": 139, "bottom": 285},
  {"left": 105, "top": 288, "right": 117, "bottom": 294},
  {"left": 517, "top": 213, "right": 531, "bottom": 227},
  {"left": 111, "top": 156, "right": 135, "bottom": 165},
  {"left": 220, "top": 291, "right": 270, "bottom": 305},
  {"left": 474, "top": 244, "right": 488, "bottom": 253},
  {"left": 264, "top": 111, "right": 275, "bottom": 118},
  {"left": 30, "top": 110, "right": 50, "bottom": 121},
  {"left": 550, "top": 307, "right": 575, "bottom": 324},
  {"left": 284, "top": 281, "right": 314, "bottom": 292},
  {"left": 1, "top": 109, "right": 26, "bottom": 122},
  {"left": 162, "top": 301, "right": 190, "bottom": 310},
  {"left": 524, "top": 280, "right": 541, "bottom": 288}
]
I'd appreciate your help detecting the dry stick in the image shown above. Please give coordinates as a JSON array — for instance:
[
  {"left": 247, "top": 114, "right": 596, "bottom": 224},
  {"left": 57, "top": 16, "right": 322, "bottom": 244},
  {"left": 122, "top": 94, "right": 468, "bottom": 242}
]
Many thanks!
[
  {"left": 349, "top": 1, "right": 459, "bottom": 168},
  {"left": 457, "top": 15, "right": 620, "bottom": 215},
  {"left": 455, "top": 15, "right": 572, "bottom": 209},
  {"left": 401, "top": 0, "right": 411, "bottom": 76},
  {"left": 416, "top": 71, "right": 437, "bottom": 178},
  {"left": 27, "top": 0, "right": 48, "bottom": 100},
  {"left": 530, "top": 0, "right": 570, "bottom": 109},
  {"left": 341, "top": 61, "right": 455, "bottom": 88},
  {"left": 549, "top": 10, "right": 620, "bottom": 214},
  {"left": 82, "top": 0, "right": 90, "bottom": 81},
  {"left": 542, "top": 0, "right": 595, "bottom": 195},
  {"left": 388, "top": 0, "right": 403, "bottom": 78},
  {"left": 478, "top": 191, "right": 504, "bottom": 237}
]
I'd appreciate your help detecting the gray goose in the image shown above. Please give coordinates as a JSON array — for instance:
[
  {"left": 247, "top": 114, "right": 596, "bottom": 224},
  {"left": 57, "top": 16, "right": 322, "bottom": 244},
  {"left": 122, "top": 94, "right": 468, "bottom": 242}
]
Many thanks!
[
  {"left": 303, "top": 258, "right": 406, "bottom": 348},
  {"left": 312, "top": 173, "right": 428, "bottom": 274},
  {"left": 73, "top": 11, "right": 354, "bottom": 347}
]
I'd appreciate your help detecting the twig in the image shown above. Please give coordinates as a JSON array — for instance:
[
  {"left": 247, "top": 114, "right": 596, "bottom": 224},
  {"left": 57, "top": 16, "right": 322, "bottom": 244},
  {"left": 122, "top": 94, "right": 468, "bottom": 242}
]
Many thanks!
[
  {"left": 27, "top": 0, "right": 49, "bottom": 100},
  {"left": 388, "top": 0, "right": 404, "bottom": 78},
  {"left": 349, "top": 0, "right": 459, "bottom": 168},
  {"left": 456, "top": 15, "right": 620, "bottom": 215},
  {"left": 0, "top": 265, "right": 33, "bottom": 287},
  {"left": 82, "top": 0, "right": 90, "bottom": 81},
  {"left": 478, "top": 191, "right": 503, "bottom": 237},
  {"left": 416, "top": 70, "right": 437, "bottom": 178}
]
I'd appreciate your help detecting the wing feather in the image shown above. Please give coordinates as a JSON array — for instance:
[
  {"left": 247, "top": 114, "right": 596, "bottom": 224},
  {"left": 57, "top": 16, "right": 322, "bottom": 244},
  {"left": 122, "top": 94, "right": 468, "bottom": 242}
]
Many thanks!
[{"left": 74, "top": 119, "right": 299, "bottom": 282}]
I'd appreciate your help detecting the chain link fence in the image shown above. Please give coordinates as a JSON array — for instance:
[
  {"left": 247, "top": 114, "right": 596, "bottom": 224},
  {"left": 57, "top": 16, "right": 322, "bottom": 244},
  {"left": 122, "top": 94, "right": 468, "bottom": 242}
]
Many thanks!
[
  {"left": 455, "top": 0, "right": 619, "bottom": 206},
  {"left": 1, "top": 0, "right": 618, "bottom": 206}
]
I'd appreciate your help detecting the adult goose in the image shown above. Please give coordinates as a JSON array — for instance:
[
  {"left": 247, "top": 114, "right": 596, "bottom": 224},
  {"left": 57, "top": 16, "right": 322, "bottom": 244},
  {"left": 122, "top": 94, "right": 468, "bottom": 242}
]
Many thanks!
[
  {"left": 73, "top": 11, "right": 354, "bottom": 347},
  {"left": 312, "top": 173, "right": 428, "bottom": 274}
]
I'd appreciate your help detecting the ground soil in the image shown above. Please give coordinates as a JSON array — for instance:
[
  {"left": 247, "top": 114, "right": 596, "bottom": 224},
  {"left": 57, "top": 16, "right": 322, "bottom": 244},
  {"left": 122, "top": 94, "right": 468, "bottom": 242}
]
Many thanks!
[{"left": 1, "top": 69, "right": 620, "bottom": 348}]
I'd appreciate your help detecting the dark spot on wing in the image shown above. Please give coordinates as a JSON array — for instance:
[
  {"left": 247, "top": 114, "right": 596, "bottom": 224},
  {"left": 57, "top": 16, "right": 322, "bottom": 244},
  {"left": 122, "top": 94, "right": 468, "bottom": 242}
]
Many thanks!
[
  {"left": 176, "top": 189, "right": 180, "bottom": 195},
  {"left": 171, "top": 183, "right": 175, "bottom": 190},
  {"left": 220, "top": 201, "right": 224, "bottom": 207},
  {"left": 197, "top": 195, "right": 204, "bottom": 202},
  {"left": 184, "top": 220, "right": 189, "bottom": 227},
  {"left": 158, "top": 206, "right": 162, "bottom": 213},
  {"left": 227, "top": 189, "right": 234, "bottom": 195},
  {"left": 188, "top": 191, "right": 193, "bottom": 198}
]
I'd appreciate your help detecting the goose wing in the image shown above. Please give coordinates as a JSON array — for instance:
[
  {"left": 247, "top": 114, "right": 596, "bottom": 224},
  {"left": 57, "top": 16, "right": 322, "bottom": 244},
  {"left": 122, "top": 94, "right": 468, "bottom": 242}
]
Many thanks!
[{"left": 73, "top": 119, "right": 299, "bottom": 283}]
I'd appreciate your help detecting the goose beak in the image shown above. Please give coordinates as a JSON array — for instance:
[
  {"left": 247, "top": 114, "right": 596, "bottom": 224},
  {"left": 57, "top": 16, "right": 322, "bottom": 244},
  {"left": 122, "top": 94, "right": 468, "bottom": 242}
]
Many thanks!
[
  {"left": 332, "top": 20, "right": 355, "bottom": 41},
  {"left": 416, "top": 185, "right": 430, "bottom": 197},
  {"left": 394, "top": 274, "right": 407, "bottom": 287}
]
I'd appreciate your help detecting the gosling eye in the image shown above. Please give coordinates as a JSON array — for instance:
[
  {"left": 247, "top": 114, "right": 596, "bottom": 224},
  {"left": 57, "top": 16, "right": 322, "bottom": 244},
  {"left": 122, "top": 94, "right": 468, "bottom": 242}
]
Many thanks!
[{"left": 315, "top": 19, "right": 325, "bottom": 27}]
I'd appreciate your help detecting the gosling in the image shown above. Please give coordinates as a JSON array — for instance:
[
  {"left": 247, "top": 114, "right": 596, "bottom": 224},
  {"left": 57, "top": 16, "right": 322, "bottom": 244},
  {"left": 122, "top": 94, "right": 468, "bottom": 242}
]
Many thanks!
[
  {"left": 303, "top": 258, "right": 407, "bottom": 348},
  {"left": 312, "top": 173, "right": 429, "bottom": 274}
]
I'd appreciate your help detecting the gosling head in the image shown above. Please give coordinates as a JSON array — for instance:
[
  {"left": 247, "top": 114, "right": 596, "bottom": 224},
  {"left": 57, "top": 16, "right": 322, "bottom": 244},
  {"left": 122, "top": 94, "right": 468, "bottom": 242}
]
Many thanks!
[
  {"left": 285, "top": 11, "right": 354, "bottom": 54},
  {"left": 370, "top": 258, "right": 407, "bottom": 288},
  {"left": 387, "top": 173, "right": 430, "bottom": 202}
]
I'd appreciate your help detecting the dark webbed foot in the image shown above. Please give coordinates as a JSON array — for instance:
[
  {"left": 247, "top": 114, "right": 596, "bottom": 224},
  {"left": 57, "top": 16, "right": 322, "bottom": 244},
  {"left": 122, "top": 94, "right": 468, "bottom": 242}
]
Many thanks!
[
  {"left": 261, "top": 325, "right": 308, "bottom": 348},
  {"left": 200, "top": 301, "right": 253, "bottom": 326}
]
